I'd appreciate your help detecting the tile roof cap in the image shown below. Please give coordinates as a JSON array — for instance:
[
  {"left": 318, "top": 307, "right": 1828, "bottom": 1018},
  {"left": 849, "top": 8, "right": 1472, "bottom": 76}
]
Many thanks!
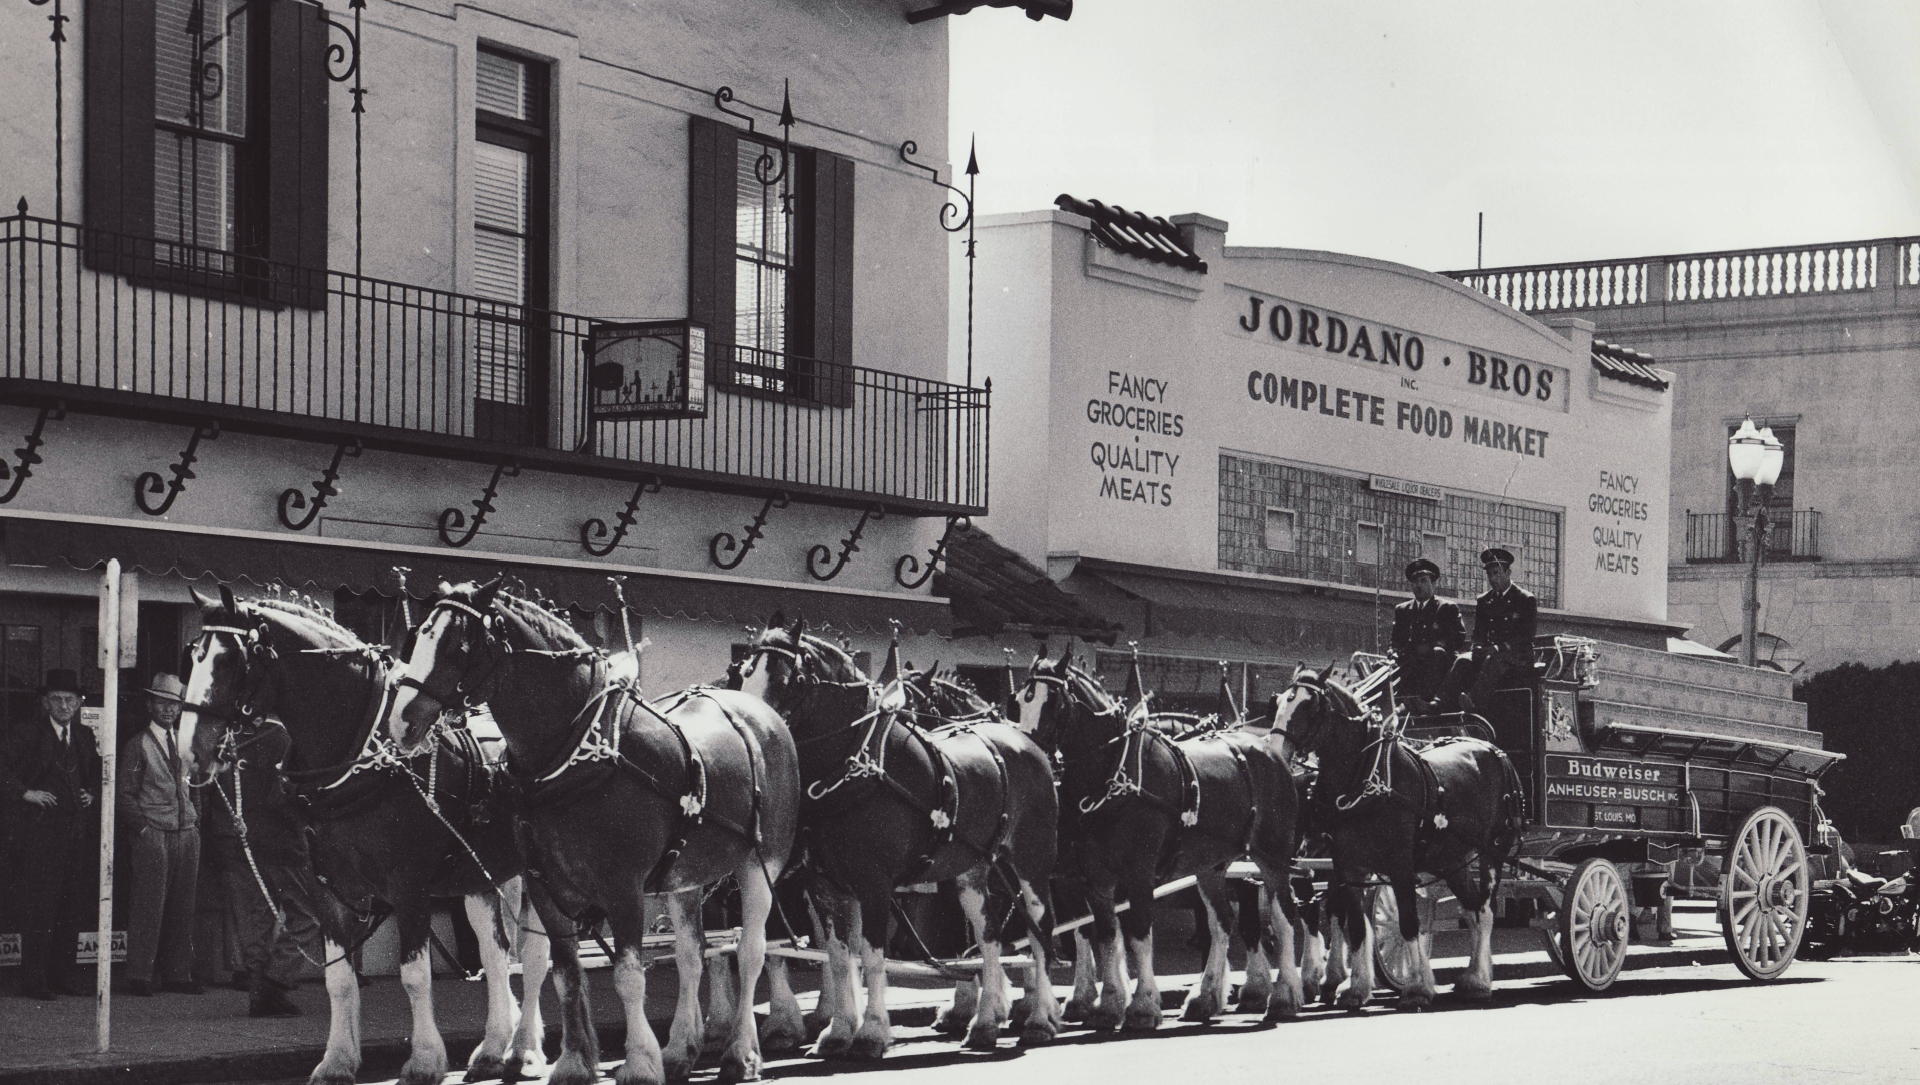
[
  {"left": 1591, "top": 337, "right": 1670, "bottom": 391},
  {"left": 1055, "top": 194, "right": 1208, "bottom": 273}
]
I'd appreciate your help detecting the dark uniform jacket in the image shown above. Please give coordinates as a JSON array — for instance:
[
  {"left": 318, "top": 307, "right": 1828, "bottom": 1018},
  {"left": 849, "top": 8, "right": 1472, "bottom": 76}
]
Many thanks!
[
  {"left": 1472, "top": 584, "right": 1539, "bottom": 661},
  {"left": 1391, "top": 597, "right": 1466, "bottom": 699}
]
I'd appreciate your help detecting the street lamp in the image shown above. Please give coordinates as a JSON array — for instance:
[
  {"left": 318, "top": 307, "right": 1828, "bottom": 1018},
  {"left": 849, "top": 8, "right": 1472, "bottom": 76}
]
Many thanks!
[{"left": 1728, "top": 417, "right": 1785, "bottom": 667}]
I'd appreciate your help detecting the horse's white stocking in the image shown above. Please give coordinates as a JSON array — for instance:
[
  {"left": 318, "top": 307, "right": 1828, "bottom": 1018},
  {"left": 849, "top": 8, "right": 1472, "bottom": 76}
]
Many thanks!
[
  {"left": 464, "top": 893, "right": 518, "bottom": 1081},
  {"left": 1121, "top": 923, "right": 1161, "bottom": 1031},
  {"left": 309, "top": 939, "right": 361, "bottom": 1085},
  {"left": 1300, "top": 912, "right": 1329, "bottom": 1004},
  {"left": 397, "top": 945, "right": 449, "bottom": 1085},
  {"left": 662, "top": 891, "right": 706, "bottom": 1080},
  {"left": 1399, "top": 923, "right": 1438, "bottom": 1009},
  {"left": 809, "top": 902, "right": 860, "bottom": 1059},
  {"left": 849, "top": 912, "right": 895, "bottom": 1059},
  {"left": 705, "top": 947, "right": 737, "bottom": 1054},
  {"left": 1454, "top": 899, "right": 1495, "bottom": 1002},
  {"left": 934, "top": 978, "right": 979, "bottom": 1036},
  {"left": 1063, "top": 930, "right": 1097, "bottom": 1021},
  {"left": 1264, "top": 892, "right": 1303, "bottom": 1021},
  {"left": 719, "top": 866, "right": 773, "bottom": 1084},
  {"left": 1319, "top": 906, "right": 1347, "bottom": 1004},
  {"left": 954, "top": 872, "right": 1008, "bottom": 1050},
  {"left": 613, "top": 942, "right": 666, "bottom": 1085},
  {"left": 1179, "top": 889, "right": 1228, "bottom": 1023},
  {"left": 1016, "top": 878, "right": 1062, "bottom": 1044},
  {"left": 509, "top": 906, "right": 551, "bottom": 1079},
  {"left": 1336, "top": 905, "right": 1375, "bottom": 1010},
  {"left": 802, "top": 896, "right": 836, "bottom": 1038},
  {"left": 761, "top": 955, "right": 807, "bottom": 1052}
]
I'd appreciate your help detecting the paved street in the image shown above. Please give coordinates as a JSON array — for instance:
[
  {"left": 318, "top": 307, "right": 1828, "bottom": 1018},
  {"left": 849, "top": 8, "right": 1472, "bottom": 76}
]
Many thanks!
[{"left": 319, "top": 957, "right": 1917, "bottom": 1085}]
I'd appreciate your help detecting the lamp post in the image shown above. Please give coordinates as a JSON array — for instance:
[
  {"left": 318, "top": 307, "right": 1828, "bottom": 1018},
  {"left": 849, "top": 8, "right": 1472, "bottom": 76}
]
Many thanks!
[{"left": 1727, "top": 417, "right": 1785, "bottom": 667}]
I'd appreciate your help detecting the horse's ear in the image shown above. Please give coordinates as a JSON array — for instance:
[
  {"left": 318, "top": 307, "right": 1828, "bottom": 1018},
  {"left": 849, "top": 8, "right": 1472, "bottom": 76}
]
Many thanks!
[
  {"left": 219, "top": 585, "right": 237, "bottom": 614},
  {"left": 788, "top": 614, "right": 808, "bottom": 641},
  {"left": 1056, "top": 637, "right": 1076, "bottom": 664},
  {"left": 191, "top": 587, "right": 219, "bottom": 612},
  {"left": 435, "top": 580, "right": 456, "bottom": 600},
  {"left": 473, "top": 577, "right": 504, "bottom": 607},
  {"left": 768, "top": 609, "right": 787, "bottom": 633}
]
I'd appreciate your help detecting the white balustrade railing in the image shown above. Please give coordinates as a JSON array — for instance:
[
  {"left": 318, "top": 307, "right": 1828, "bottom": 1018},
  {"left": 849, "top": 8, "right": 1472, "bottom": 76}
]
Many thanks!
[{"left": 1448, "top": 236, "right": 1920, "bottom": 313}]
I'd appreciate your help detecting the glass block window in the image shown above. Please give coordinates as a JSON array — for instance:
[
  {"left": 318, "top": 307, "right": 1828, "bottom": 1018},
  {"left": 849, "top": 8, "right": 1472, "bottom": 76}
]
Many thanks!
[
  {"left": 1220, "top": 453, "right": 1561, "bottom": 606},
  {"left": 1262, "top": 507, "right": 1296, "bottom": 552}
]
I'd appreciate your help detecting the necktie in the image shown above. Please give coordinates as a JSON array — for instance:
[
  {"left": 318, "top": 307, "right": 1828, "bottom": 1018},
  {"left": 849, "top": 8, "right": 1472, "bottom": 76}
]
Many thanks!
[{"left": 167, "top": 730, "right": 185, "bottom": 825}]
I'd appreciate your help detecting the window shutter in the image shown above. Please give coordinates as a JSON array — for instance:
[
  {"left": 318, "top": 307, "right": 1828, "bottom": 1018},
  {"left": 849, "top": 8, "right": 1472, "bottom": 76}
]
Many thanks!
[
  {"left": 687, "top": 115, "right": 738, "bottom": 384},
  {"left": 83, "top": 0, "right": 157, "bottom": 271},
  {"left": 810, "top": 149, "right": 855, "bottom": 407},
  {"left": 264, "top": 0, "right": 329, "bottom": 307}
]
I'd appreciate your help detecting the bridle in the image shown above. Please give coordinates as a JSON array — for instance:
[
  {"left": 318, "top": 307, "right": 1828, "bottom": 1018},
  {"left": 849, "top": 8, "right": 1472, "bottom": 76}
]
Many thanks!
[
  {"left": 393, "top": 598, "right": 505, "bottom": 715},
  {"left": 1277, "top": 674, "right": 1406, "bottom": 812}
]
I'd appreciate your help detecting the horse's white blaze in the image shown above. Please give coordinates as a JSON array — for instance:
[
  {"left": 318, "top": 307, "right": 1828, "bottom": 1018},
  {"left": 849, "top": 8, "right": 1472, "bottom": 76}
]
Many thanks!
[
  {"left": 1017, "top": 679, "right": 1051, "bottom": 735},
  {"left": 385, "top": 611, "right": 452, "bottom": 741},
  {"left": 180, "top": 635, "right": 226, "bottom": 764},
  {"left": 737, "top": 653, "right": 778, "bottom": 704}
]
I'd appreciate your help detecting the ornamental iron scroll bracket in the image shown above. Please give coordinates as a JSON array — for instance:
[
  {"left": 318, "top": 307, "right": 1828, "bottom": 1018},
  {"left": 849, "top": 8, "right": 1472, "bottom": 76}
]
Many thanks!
[
  {"left": 581, "top": 475, "right": 662, "bottom": 556},
  {"left": 135, "top": 420, "right": 220, "bottom": 516},
  {"left": 809, "top": 504, "right": 886, "bottom": 582},
  {"left": 899, "top": 138, "right": 974, "bottom": 234},
  {"left": 895, "top": 514, "right": 969, "bottom": 589},
  {"left": 0, "top": 400, "right": 66, "bottom": 505},
  {"left": 438, "top": 460, "right": 519, "bottom": 548},
  {"left": 278, "top": 438, "right": 362, "bottom": 530},
  {"left": 714, "top": 79, "right": 795, "bottom": 200},
  {"left": 710, "top": 491, "right": 789, "bottom": 570}
]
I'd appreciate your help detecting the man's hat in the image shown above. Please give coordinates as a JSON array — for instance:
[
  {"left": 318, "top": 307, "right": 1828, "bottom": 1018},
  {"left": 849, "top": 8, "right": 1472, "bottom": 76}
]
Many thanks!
[
  {"left": 1479, "top": 546, "right": 1516, "bottom": 568},
  {"left": 40, "top": 668, "right": 82, "bottom": 696},
  {"left": 143, "top": 673, "right": 186, "bottom": 702},
  {"left": 1405, "top": 558, "right": 1442, "bottom": 581}
]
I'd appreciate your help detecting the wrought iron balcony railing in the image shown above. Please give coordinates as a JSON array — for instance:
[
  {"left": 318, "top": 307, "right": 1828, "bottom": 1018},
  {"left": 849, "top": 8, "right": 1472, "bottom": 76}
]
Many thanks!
[
  {"left": 1685, "top": 510, "right": 1821, "bottom": 564},
  {"left": 0, "top": 213, "right": 986, "bottom": 515}
]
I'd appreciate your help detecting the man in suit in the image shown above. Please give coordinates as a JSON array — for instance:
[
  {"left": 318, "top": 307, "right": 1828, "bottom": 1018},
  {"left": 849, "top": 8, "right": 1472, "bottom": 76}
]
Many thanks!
[
  {"left": 1467, "top": 546, "right": 1541, "bottom": 711},
  {"left": 0, "top": 669, "right": 100, "bottom": 999},
  {"left": 118, "top": 674, "right": 202, "bottom": 997},
  {"left": 1390, "top": 558, "right": 1466, "bottom": 708}
]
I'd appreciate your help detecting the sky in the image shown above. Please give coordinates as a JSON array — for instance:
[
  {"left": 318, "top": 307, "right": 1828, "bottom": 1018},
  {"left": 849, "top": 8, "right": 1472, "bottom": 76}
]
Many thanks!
[{"left": 949, "top": 1, "right": 1920, "bottom": 272}]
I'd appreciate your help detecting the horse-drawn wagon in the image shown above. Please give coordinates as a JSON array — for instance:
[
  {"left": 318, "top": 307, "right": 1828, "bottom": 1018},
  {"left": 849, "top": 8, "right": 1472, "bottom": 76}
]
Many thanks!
[{"left": 1382, "top": 635, "right": 1843, "bottom": 991}]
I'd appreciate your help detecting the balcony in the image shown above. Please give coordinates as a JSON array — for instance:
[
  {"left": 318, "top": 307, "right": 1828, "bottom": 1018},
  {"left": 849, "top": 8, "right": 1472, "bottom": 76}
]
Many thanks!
[
  {"left": 1685, "top": 510, "right": 1821, "bottom": 564},
  {"left": 1446, "top": 237, "right": 1920, "bottom": 314},
  {"left": 0, "top": 213, "right": 987, "bottom": 516}
]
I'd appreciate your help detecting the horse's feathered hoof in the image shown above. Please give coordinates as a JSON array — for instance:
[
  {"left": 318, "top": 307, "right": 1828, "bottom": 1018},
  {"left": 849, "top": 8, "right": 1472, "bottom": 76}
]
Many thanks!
[
  {"left": 846, "top": 1034, "right": 890, "bottom": 1061},
  {"left": 661, "top": 1053, "right": 694, "bottom": 1082},
  {"left": 502, "top": 1050, "right": 547, "bottom": 1084},
  {"left": 1178, "top": 991, "right": 1218, "bottom": 1023},
  {"left": 810, "top": 1035, "right": 851, "bottom": 1060},
  {"left": 1334, "top": 987, "right": 1369, "bottom": 1013},
  {"left": 1452, "top": 983, "right": 1494, "bottom": 1004},
  {"left": 1019, "top": 1023, "right": 1057, "bottom": 1047},
  {"left": 932, "top": 1006, "right": 970, "bottom": 1035},
  {"left": 1122, "top": 1005, "right": 1162, "bottom": 1031},
  {"left": 759, "top": 1021, "right": 805, "bottom": 1054},
  {"left": 1394, "top": 995, "right": 1432, "bottom": 1014},
  {"left": 466, "top": 1053, "right": 508, "bottom": 1083},
  {"left": 963, "top": 1024, "right": 1000, "bottom": 1051},
  {"left": 309, "top": 1067, "right": 358, "bottom": 1085},
  {"left": 802, "top": 1011, "right": 833, "bottom": 1040},
  {"left": 1062, "top": 997, "right": 1094, "bottom": 1022},
  {"left": 1261, "top": 996, "right": 1302, "bottom": 1023},
  {"left": 397, "top": 1058, "right": 449, "bottom": 1085},
  {"left": 1083, "top": 1005, "right": 1122, "bottom": 1030},
  {"left": 1234, "top": 991, "right": 1270, "bottom": 1016},
  {"left": 717, "top": 1050, "right": 762, "bottom": 1083},
  {"left": 545, "top": 1054, "right": 598, "bottom": 1085}
]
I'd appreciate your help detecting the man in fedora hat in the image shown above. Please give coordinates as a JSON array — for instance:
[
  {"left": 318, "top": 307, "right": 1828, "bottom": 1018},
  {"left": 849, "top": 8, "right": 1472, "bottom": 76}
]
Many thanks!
[
  {"left": 1467, "top": 546, "right": 1540, "bottom": 712},
  {"left": 118, "top": 673, "right": 202, "bottom": 996},
  {"left": 1391, "top": 558, "right": 1467, "bottom": 709},
  {"left": 0, "top": 669, "right": 100, "bottom": 998}
]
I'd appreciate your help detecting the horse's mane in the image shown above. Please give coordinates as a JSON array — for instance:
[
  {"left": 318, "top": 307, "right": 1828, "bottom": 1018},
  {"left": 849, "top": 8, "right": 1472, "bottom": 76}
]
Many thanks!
[
  {"left": 491, "top": 589, "right": 590, "bottom": 650},
  {"left": 793, "top": 632, "right": 867, "bottom": 685},
  {"left": 236, "top": 595, "right": 363, "bottom": 649},
  {"left": 1047, "top": 659, "right": 1119, "bottom": 716}
]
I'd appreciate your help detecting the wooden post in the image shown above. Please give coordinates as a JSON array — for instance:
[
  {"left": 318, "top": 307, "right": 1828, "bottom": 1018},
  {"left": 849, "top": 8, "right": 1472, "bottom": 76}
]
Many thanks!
[{"left": 94, "top": 560, "right": 121, "bottom": 1053}]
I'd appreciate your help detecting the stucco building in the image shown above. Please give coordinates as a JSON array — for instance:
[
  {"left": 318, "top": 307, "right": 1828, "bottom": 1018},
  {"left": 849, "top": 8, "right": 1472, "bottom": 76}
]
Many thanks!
[
  {"left": 1451, "top": 238, "right": 1920, "bottom": 674},
  {"left": 954, "top": 197, "right": 1684, "bottom": 712}
]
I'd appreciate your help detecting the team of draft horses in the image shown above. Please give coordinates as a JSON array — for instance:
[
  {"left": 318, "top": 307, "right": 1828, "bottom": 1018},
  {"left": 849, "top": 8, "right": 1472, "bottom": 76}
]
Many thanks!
[{"left": 179, "top": 548, "right": 1536, "bottom": 1085}]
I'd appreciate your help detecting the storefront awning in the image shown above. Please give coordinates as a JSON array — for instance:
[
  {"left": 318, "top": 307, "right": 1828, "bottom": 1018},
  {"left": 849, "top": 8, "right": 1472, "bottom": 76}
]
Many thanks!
[
  {"left": 934, "top": 523, "right": 1121, "bottom": 643},
  {"left": 1071, "top": 563, "right": 1377, "bottom": 650},
  {"left": 2, "top": 516, "right": 947, "bottom": 636}
]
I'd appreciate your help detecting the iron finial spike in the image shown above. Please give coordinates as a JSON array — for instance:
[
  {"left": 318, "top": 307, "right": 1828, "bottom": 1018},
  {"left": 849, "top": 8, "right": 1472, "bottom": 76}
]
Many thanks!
[
  {"left": 779, "top": 78, "right": 794, "bottom": 129},
  {"left": 966, "top": 135, "right": 978, "bottom": 177},
  {"left": 16, "top": 197, "right": 25, "bottom": 215}
]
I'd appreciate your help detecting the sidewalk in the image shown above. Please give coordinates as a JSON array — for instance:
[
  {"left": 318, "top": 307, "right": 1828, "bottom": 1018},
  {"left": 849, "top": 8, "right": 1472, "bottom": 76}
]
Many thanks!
[{"left": 0, "top": 911, "right": 1730, "bottom": 1085}]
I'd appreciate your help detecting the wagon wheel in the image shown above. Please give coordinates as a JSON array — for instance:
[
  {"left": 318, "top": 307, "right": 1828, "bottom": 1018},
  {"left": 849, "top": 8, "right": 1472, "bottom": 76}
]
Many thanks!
[
  {"left": 1559, "top": 859, "right": 1630, "bottom": 992},
  {"left": 1720, "top": 805, "right": 1809, "bottom": 981},
  {"left": 1367, "top": 886, "right": 1431, "bottom": 994},
  {"left": 1537, "top": 883, "right": 1569, "bottom": 974}
]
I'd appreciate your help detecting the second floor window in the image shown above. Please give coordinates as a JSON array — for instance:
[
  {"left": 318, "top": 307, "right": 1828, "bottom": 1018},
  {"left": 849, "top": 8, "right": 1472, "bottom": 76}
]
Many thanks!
[
  {"left": 470, "top": 47, "right": 551, "bottom": 445},
  {"left": 153, "top": 0, "right": 255, "bottom": 266},
  {"left": 689, "top": 113, "right": 856, "bottom": 406},
  {"left": 85, "top": 0, "right": 330, "bottom": 303}
]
